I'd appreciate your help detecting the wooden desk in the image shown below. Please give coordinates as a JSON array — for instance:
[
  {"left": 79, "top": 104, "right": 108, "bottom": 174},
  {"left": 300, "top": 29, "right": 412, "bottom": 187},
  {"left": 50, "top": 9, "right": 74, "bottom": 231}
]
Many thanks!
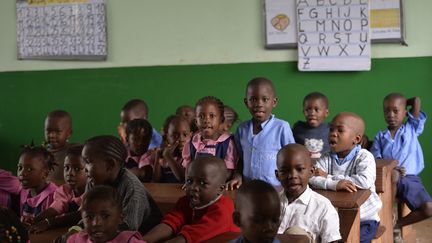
[
  {"left": 204, "top": 231, "right": 310, "bottom": 243},
  {"left": 29, "top": 226, "right": 68, "bottom": 243}
]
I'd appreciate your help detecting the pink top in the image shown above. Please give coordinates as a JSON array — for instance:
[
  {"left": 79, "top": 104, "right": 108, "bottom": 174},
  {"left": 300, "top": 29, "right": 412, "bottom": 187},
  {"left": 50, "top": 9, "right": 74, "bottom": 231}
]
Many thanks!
[
  {"left": 0, "top": 169, "right": 21, "bottom": 207},
  {"left": 182, "top": 132, "right": 237, "bottom": 169},
  {"left": 126, "top": 150, "right": 156, "bottom": 168},
  {"left": 50, "top": 184, "right": 82, "bottom": 215},
  {"left": 67, "top": 230, "right": 146, "bottom": 243},
  {"left": 20, "top": 182, "right": 57, "bottom": 223}
]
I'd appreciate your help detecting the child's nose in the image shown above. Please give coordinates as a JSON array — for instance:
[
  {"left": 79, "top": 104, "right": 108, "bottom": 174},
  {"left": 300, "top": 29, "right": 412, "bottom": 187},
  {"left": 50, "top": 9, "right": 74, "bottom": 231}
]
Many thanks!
[{"left": 91, "top": 216, "right": 102, "bottom": 226}]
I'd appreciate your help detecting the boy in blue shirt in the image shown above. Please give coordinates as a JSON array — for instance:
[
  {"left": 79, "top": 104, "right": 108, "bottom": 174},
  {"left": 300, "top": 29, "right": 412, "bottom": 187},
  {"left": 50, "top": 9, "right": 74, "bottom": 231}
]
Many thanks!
[
  {"left": 228, "top": 77, "right": 295, "bottom": 189},
  {"left": 370, "top": 93, "right": 432, "bottom": 229}
]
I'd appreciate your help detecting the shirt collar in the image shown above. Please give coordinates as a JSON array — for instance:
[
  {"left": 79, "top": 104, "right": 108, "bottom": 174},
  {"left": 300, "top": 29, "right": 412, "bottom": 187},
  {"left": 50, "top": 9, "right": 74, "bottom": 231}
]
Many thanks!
[
  {"left": 330, "top": 144, "right": 361, "bottom": 165},
  {"left": 282, "top": 185, "right": 312, "bottom": 206},
  {"left": 249, "top": 114, "right": 275, "bottom": 129}
]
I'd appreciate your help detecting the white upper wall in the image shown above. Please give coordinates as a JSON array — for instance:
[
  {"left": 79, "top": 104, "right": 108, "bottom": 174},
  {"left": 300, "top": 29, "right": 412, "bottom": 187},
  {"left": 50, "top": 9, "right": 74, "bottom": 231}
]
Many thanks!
[{"left": 1, "top": 0, "right": 431, "bottom": 72}]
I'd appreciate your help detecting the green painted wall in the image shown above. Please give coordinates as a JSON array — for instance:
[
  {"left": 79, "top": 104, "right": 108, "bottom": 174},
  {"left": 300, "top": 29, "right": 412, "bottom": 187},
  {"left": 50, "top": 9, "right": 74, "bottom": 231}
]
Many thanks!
[{"left": 0, "top": 56, "right": 431, "bottom": 193}]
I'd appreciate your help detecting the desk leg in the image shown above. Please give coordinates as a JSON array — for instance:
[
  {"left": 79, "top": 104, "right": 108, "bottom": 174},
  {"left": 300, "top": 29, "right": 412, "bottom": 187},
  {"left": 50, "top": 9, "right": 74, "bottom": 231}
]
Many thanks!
[
  {"left": 398, "top": 203, "right": 417, "bottom": 243},
  {"left": 378, "top": 167, "right": 394, "bottom": 243},
  {"left": 338, "top": 208, "right": 360, "bottom": 243}
]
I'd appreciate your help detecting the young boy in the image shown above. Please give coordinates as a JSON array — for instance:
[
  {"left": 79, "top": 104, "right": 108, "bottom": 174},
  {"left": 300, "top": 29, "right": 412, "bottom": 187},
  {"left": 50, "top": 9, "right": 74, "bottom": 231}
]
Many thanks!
[
  {"left": 44, "top": 110, "right": 74, "bottom": 182},
  {"left": 292, "top": 92, "right": 330, "bottom": 159},
  {"left": 370, "top": 94, "right": 432, "bottom": 229},
  {"left": 143, "top": 156, "right": 240, "bottom": 243},
  {"left": 118, "top": 99, "right": 162, "bottom": 149},
  {"left": 276, "top": 144, "right": 341, "bottom": 242},
  {"left": 309, "top": 112, "right": 382, "bottom": 243},
  {"left": 229, "top": 77, "right": 295, "bottom": 188},
  {"left": 231, "top": 179, "right": 281, "bottom": 243}
]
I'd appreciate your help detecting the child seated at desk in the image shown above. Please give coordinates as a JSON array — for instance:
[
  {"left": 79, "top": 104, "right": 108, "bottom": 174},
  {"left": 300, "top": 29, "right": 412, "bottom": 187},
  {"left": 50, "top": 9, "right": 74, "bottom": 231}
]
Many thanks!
[
  {"left": 231, "top": 179, "right": 281, "bottom": 243},
  {"left": 309, "top": 112, "right": 382, "bottom": 243},
  {"left": 143, "top": 157, "right": 240, "bottom": 243},
  {"left": 276, "top": 144, "right": 341, "bottom": 242},
  {"left": 370, "top": 93, "right": 432, "bottom": 230}
]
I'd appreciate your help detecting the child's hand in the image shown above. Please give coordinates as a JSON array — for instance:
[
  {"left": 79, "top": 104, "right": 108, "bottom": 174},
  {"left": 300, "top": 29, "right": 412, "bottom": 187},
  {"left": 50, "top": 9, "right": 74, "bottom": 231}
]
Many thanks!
[
  {"left": 226, "top": 173, "right": 242, "bottom": 190},
  {"left": 396, "top": 166, "right": 407, "bottom": 177},
  {"left": 162, "top": 141, "right": 178, "bottom": 159},
  {"left": 314, "top": 167, "right": 328, "bottom": 177},
  {"left": 336, "top": 180, "right": 357, "bottom": 192},
  {"left": 29, "top": 219, "right": 50, "bottom": 234}
]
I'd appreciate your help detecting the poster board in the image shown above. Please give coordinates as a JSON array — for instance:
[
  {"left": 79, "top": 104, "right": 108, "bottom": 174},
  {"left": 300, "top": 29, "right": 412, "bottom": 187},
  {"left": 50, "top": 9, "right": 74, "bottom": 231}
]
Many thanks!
[
  {"left": 264, "top": 0, "right": 297, "bottom": 48},
  {"left": 370, "top": 0, "right": 405, "bottom": 43},
  {"left": 16, "top": 0, "right": 107, "bottom": 60}
]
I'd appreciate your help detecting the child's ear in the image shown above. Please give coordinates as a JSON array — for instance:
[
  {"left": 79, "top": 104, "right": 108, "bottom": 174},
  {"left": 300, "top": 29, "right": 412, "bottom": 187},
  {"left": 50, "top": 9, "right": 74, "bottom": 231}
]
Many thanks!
[
  {"left": 354, "top": 134, "right": 363, "bottom": 145},
  {"left": 324, "top": 108, "right": 329, "bottom": 118},
  {"left": 273, "top": 97, "right": 279, "bottom": 107},
  {"left": 218, "top": 184, "right": 226, "bottom": 194},
  {"left": 232, "top": 211, "right": 241, "bottom": 227},
  {"left": 243, "top": 98, "right": 248, "bottom": 107}
]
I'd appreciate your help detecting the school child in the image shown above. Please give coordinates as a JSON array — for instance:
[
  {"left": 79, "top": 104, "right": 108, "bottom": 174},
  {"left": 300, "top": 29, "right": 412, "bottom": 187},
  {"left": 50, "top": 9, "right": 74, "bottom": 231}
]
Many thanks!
[
  {"left": 29, "top": 145, "right": 86, "bottom": 233},
  {"left": 176, "top": 105, "right": 197, "bottom": 133},
  {"left": 44, "top": 110, "right": 74, "bottom": 182},
  {"left": 153, "top": 115, "right": 191, "bottom": 183},
  {"left": 143, "top": 157, "right": 240, "bottom": 243},
  {"left": 0, "top": 207, "right": 29, "bottom": 243},
  {"left": 17, "top": 145, "right": 58, "bottom": 227},
  {"left": 231, "top": 179, "right": 281, "bottom": 243},
  {"left": 125, "top": 119, "right": 155, "bottom": 182},
  {"left": 182, "top": 96, "right": 238, "bottom": 181},
  {"left": 292, "top": 92, "right": 330, "bottom": 159},
  {"left": 67, "top": 185, "right": 147, "bottom": 243},
  {"left": 276, "top": 144, "right": 341, "bottom": 242},
  {"left": 309, "top": 112, "right": 382, "bottom": 243},
  {"left": 82, "top": 135, "right": 162, "bottom": 233},
  {"left": 0, "top": 169, "right": 21, "bottom": 208},
  {"left": 221, "top": 105, "right": 239, "bottom": 133},
  {"left": 118, "top": 99, "right": 162, "bottom": 149},
  {"left": 229, "top": 77, "right": 295, "bottom": 189},
  {"left": 370, "top": 94, "right": 432, "bottom": 230}
]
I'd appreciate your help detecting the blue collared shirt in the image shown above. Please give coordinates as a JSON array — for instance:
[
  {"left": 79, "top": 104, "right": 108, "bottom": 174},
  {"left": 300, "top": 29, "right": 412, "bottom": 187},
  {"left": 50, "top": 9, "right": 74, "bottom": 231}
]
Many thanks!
[
  {"left": 330, "top": 145, "right": 361, "bottom": 166},
  {"left": 370, "top": 111, "right": 427, "bottom": 175},
  {"left": 235, "top": 115, "right": 295, "bottom": 186},
  {"left": 149, "top": 128, "right": 162, "bottom": 149}
]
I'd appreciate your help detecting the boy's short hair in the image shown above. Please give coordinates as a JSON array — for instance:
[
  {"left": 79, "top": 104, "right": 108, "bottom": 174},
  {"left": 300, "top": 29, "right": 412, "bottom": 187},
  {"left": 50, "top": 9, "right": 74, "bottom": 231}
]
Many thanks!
[
  {"left": 162, "top": 115, "right": 188, "bottom": 137},
  {"left": 125, "top": 119, "right": 153, "bottom": 141},
  {"left": 175, "top": 105, "right": 194, "bottom": 115},
  {"left": 246, "top": 77, "right": 276, "bottom": 96},
  {"left": 46, "top": 110, "right": 72, "bottom": 126},
  {"left": 236, "top": 179, "right": 279, "bottom": 209},
  {"left": 122, "top": 99, "right": 149, "bottom": 119},
  {"left": 303, "top": 92, "right": 329, "bottom": 108},
  {"left": 66, "top": 144, "right": 84, "bottom": 157},
  {"left": 333, "top": 112, "right": 365, "bottom": 135},
  {"left": 189, "top": 156, "right": 227, "bottom": 184},
  {"left": 82, "top": 185, "right": 122, "bottom": 210},
  {"left": 85, "top": 135, "right": 127, "bottom": 168},
  {"left": 384, "top": 92, "right": 406, "bottom": 104}
]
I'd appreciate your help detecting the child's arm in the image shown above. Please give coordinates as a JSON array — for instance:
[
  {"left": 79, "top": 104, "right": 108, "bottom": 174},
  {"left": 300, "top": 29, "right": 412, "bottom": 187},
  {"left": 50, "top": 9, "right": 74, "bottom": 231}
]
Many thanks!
[
  {"left": 227, "top": 129, "right": 244, "bottom": 190},
  {"left": 142, "top": 223, "right": 175, "bottom": 243},
  {"left": 164, "top": 142, "right": 186, "bottom": 182},
  {"left": 30, "top": 210, "right": 81, "bottom": 233},
  {"left": 332, "top": 152, "right": 376, "bottom": 190},
  {"left": 309, "top": 157, "right": 336, "bottom": 190},
  {"left": 407, "top": 96, "right": 421, "bottom": 118},
  {"left": 152, "top": 149, "right": 163, "bottom": 182}
]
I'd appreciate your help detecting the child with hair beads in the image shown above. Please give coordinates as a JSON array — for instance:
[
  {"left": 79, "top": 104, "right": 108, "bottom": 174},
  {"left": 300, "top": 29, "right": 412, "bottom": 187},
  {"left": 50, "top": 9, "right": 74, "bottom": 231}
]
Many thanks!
[
  {"left": 231, "top": 179, "right": 281, "bottom": 243},
  {"left": 44, "top": 110, "right": 74, "bottom": 182},
  {"left": 310, "top": 112, "right": 382, "bottom": 243},
  {"left": 153, "top": 115, "right": 191, "bottom": 183},
  {"left": 182, "top": 96, "right": 238, "bottom": 181},
  {"left": 67, "top": 185, "right": 147, "bottom": 243},
  {"left": 17, "top": 145, "right": 58, "bottom": 227},
  {"left": 176, "top": 105, "right": 197, "bottom": 133},
  {"left": 229, "top": 77, "right": 295, "bottom": 189},
  {"left": 221, "top": 105, "right": 239, "bottom": 133},
  {"left": 292, "top": 92, "right": 330, "bottom": 159},
  {"left": 0, "top": 207, "right": 29, "bottom": 243},
  {"left": 30, "top": 145, "right": 86, "bottom": 233},
  {"left": 276, "top": 144, "right": 341, "bottom": 242},
  {"left": 370, "top": 94, "right": 432, "bottom": 231},
  {"left": 143, "top": 157, "right": 239, "bottom": 243},
  {"left": 118, "top": 99, "right": 162, "bottom": 149},
  {"left": 125, "top": 119, "right": 155, "bottom": 182},
  {"left": 0, "top": 169, "right": 21, "bottom": 208}
]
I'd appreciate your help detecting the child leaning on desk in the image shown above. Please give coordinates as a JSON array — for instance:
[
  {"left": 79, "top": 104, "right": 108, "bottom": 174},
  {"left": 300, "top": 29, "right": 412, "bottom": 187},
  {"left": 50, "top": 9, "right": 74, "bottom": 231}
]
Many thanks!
[{"left": 309, "top": 112, "right": 382, "bottom": 243}]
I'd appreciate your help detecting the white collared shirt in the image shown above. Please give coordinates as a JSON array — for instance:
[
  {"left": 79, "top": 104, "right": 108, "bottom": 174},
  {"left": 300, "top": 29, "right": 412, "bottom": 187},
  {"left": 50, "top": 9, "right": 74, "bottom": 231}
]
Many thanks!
[{"left": 278, "top": 186, "right": 341, "bottom": 243}]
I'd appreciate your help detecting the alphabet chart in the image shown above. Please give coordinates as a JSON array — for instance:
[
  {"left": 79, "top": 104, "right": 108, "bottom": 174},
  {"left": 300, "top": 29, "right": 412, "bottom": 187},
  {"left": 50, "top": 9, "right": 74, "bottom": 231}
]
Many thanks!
[{"left": 16, "top": 0, "right": 107, "bottom": 60}]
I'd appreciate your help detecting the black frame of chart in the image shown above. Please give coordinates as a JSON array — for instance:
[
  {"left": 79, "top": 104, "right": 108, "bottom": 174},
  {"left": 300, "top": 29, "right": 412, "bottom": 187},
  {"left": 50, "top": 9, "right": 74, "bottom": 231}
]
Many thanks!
[{"left": 16, "top": 0, "right": 108, "bottom": 60}]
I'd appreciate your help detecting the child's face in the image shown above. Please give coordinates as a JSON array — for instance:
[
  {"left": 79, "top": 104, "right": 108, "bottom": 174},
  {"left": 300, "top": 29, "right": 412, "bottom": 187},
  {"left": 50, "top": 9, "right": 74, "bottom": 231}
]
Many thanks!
[
  {"left": 82, "top": 145, "right": 114, "bottom": 186},
  {"left": 82, "top": 199, "right": 122, "bottom": 243},
  {"left": 236, "top": 193, "right": 280, "bottom": 243},
  {"left": 329, "top": 115, "right": 361, "bottom": 158},
  {"left": 244, "top": 84, "right": 277, "bottom": 123},
  {"left": 64, "top": 154, "right": 87, "bottom": 193},
  {"left": 178, "top": 107, "right": 195, "bottom": 125},
  {"left": 127, "top": 128, "right": 150, "bottom": 157},
  {"left": 44, "top": 117, "right": 71, "bottom": 150},
  {"left": 167, "top": 120, "right": 191, "bottom": 151},
  {"left": 185, "top": 163, "right": 224, "bottom": 208},
  {"left": 17, "top": 153, "right": 48, "bottom": 190},
  {"left": 195, "top": 102, "right": 223, "bottom": 140},
  {"left": 383, "top": 97, "right": 406, "bottom": 130},
  {"left": 303, "top": 98, "right": 329, "bottom": 128}
]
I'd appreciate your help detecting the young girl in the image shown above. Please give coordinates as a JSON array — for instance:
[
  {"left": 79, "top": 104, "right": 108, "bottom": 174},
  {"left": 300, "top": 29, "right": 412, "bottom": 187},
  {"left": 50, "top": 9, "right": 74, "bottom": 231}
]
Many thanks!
[
  {"left": 17, "top": 145, "right": 58, "bottom": 227},
  {"left": 30, "top": 145, "right": 86, "bottom": 233},
  {"left": 153, "top": 115, "right": 191, "bottom": 183},
  {"left": 67, "top": 185, "right": 146, "bottom": 243},
  {"left": 182, "top": 96, "right": 238, "bottom": 181}
]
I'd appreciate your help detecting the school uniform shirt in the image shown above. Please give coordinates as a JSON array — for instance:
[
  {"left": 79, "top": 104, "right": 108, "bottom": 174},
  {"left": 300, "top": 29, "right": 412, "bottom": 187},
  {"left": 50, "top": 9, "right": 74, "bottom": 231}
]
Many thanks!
[
  {"left": 0, "top": 169, "right": 21, "bottom": 208},
  {"left": 158, "top": 156, "right": 183, "bottom": 183},
  {"left": 162, "top": 195, "right": 240, "bottom": 243},
  {"left": 277, "top": 186, "right": 341, "bottom": 243},
  {"left": 235, "top": 114, "right": 295, "bottom": 186},
  {"left": 67, "top": 230, "right": 146, "bottom": 243},
  {"left": 149, "top": 128, "right": 163, "bottom": 150},
  {"left": 292, "top": 121, "right": 330, "bottom": 159},
  {"left": 20, "top": 182, "right": 57, "bottom": 223},
  {"left": 49, "top": 184, "right": 82, "bottom": 215},
  {"left": 182, "top": 132, "right": 237, "bottom": 169},
  {"left": 126, "top": 150, "right": 156, "bottom": 169},
  {"left": 309, "top": 146, "right": 382, "bottom": 222},
  {"left": 370, "top": 111, "right": 427, "bottom": 175}
]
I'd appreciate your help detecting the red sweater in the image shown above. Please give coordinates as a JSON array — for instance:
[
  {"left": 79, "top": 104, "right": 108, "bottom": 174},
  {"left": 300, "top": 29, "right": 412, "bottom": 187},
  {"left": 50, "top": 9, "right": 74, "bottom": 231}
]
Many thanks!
[{"left": 162, "top": 195, "right": 240, "bottom": 243}]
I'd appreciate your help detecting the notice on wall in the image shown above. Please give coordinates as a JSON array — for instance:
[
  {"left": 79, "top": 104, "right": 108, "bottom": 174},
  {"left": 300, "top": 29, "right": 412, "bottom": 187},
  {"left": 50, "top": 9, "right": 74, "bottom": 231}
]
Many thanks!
[
  {"left": 264, "top": 0, "right": 297, "bottom": 48},
  {"left": 296, "top": 0, "right": 371, "bottom": 71},
  {"left": 370, "top": 0, "right": 404, "bottom": 43},
  {"left": 16, "top": 0, "right": 107, "bottom": 60}
]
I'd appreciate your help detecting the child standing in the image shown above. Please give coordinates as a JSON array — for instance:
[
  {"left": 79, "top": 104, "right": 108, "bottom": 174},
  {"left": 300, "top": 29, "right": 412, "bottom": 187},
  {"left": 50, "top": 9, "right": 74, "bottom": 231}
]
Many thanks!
[
  {"left": 182, "top": 96, "right": 238, "bottom": 181},
  {"left": 310, "top": 112, "right": 382, "bottom": 243},
  {"left": 276, "top": 144, "right": 341, "bottom": 242},
  {"left": 67, "top": 185, "right": 146, "bottom": 243},
  {"left": 143, "top": 157, "right": 240, "bottom": 243},
  {"left": 292, "top": 92, "right": 330, "bottom": 159},
  {"left": 230, "top": 77, "right": 295, "bottom": 188},
  {"left": 231, "top": 179, "right": 281, "bottom": 243},
  {"left": 370, "top": 94, "right": 432, "bottom": 229},
  {"left": 153, "top": 115, "right": 191, "bottom": 183}
]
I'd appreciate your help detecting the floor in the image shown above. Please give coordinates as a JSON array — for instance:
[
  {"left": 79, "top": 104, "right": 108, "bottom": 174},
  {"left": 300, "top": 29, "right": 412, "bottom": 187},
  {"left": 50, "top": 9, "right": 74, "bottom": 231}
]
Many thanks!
[{"left": 413, "top": 218, "right": 432, "bottom": 243}]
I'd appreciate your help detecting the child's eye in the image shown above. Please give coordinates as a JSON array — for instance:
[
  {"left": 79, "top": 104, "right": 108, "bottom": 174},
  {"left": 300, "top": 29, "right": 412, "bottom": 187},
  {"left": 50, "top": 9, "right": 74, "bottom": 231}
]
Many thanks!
[
  {"left": 27, "top": 168, "right": 32, "bottom": 172},
  {"left": 186, "top": 179, "right": 192, "bottom": 185},
  {"left": 199, "top": 180, "right": 207, "bottom": 186},
  {"left": 101, "top": 214, "right": 110, "bottom": 219},
  {"left": 74, "top": 167, "right": 83, "bottom": 172},
  {"left": 263, "top": 97, "right": 269, "bottom": 102},
  {"left": 17, "top": 165, "right": 23, "bottom": 171}
]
